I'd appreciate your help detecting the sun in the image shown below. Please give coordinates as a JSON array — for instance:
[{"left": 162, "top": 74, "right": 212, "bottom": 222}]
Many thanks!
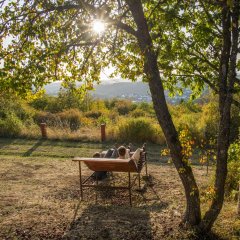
[{"left": 92, "top": 20, "right": 105, "bottom": 34}]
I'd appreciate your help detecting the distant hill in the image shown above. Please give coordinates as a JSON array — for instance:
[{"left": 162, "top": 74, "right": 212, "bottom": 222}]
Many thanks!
[
  {"left": 44, "top": 81, "right": 199, "bottom": 103},
  {"left": 44, "top": 81, "right": 149, "bottom": 97},
  {"left": 93, "top": 82, "right": 150, "bottom": 99}
]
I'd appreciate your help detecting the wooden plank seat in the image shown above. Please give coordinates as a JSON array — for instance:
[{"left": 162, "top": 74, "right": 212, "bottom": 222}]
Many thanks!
[{"left": 72, "top": 151, "right": 148, "bottom": 206}]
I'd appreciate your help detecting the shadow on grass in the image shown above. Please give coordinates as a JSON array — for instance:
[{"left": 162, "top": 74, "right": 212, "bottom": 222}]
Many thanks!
[
  {"left": 59, "top": 173, "right": 170, "bottom": 239},
  {"left": 63, "top": 201, "right": 168, "bottom": 240},
  {"left": 0, "top": 137, "right": 14, "bottom": 148},
  {"left": 22, "top": 139, "right": 46, "bottom": 157}
]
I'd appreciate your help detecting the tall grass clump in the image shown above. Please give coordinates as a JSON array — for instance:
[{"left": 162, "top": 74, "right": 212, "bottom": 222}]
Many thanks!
[
  {"left": 57, "top": 109, "right": 82, "bottom": 131},
  {"left": 117, "top": 117, "right": 161, "bottom": 143}
]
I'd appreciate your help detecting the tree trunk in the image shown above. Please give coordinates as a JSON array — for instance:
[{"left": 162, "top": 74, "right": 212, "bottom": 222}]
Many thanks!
[
  {"left": 200, "top": 0, "right": 239, "bottom": 231},
  {"left": 238, "top": 182, "right": 240, "bottom": 216},
  {"left": 126, "top": 0, "right": 201, "bottom": 225}
]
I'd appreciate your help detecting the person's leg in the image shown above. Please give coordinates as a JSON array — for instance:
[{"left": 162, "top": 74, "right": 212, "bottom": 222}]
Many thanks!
[
  {"left": 132, "top": 148, "right": 141, "bottom": 162},
  {"left": 125, "top": 149, "right": 130, "bottom": 159},
  {"left": 111, "top": 148, "right": 119, "bottom": 158},
  {"left": 104, "top": 149, "right": 114, "bottom": 158}
]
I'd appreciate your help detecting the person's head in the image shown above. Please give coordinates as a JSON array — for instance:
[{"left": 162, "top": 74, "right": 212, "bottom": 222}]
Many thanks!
[
  {"left": 93, "top": 152, "right": 101, "bottom": 158},
  {"left": 117, "top": 146, "right": 127, "bottom": 158}
]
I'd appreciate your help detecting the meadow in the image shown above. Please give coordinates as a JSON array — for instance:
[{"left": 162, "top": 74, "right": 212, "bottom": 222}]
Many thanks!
[
  {"left": 0, "top": 138, "right": 239, "bottom": 240},
  {"left": 0, "top": 92, "right": 239, "bottom": 239}
]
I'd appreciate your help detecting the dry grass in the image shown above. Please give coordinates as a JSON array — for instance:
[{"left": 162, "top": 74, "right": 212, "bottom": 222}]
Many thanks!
[
  {"left": 20, "top": 126, "right": 101, "bottom": 142},
  {"left": 0, "top": 138, "right": 239, "bottom": 240}
]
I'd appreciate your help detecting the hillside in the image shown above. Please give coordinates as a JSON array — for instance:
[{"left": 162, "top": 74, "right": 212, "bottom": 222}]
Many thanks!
[{"left": 44, "top": 81, "right": 192, "bottom": 103}]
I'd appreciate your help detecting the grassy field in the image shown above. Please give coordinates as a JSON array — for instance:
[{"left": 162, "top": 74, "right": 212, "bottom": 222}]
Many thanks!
[{"left": 0, "top": 138, "right": 239, "bottom": 240}]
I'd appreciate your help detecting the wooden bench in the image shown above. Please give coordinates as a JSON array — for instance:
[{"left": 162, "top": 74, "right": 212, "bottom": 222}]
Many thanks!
[{"left": 72, "top": 151, "right": 148, "bottom": 206}]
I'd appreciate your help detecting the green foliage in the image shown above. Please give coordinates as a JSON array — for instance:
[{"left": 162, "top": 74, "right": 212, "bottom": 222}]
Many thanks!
[
  {"left": 0, "top": 94, "right": 34, "bottom": 121},
  {"left": 114, "top": 100, "right": 136, "bottom": 115},
  {"left": 226, "top": 137, "right": 240, "bottom": 197},
  {"left": 97, "top": 115, "right": 110, "bottom": 125},
  {"left": 129, "top": 109, "right": 146, "bottom": 118},
  {"left": 0, "top": 93, "right": 35, "bottom": 137},
  {"left": 0, "top": 113, "right": 23, "bottom": 137},
  {"left": 0, "top": 91, "right": 238, "bottom": 147},
  {"left": 178, "top": 126, "right": 195, "bottom": 163},
  {"left": 226, "top": 160, "right": 240, "bottom": 198},
  {"left": 30, "top": 95, "right": 56, "bottom": 111},
  {"left": 117, "top": 118, "right": 157, "bottom": 143},
  {"left": 85, "top": 110, "right": 102, "bottom": 119},
  {"left": 198, "top": 138, "right": 217, "bottom": 168},
  {"left": 34, "top": 109, "right": 82, "bottom": 130},
  {"left": 57, "top": 109, "right": 82, "bottom": 131},
  {"left": 196, "top": 98, "right": 219, "bottom": 140}
]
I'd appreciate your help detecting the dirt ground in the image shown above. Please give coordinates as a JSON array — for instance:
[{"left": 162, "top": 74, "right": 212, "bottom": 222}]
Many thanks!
[{"left": 0, "top": 139, "right": 239, "bottom": 240}]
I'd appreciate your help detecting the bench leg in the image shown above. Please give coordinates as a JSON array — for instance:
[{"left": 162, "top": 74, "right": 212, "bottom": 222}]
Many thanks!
[
  {"left": 145, "top": 161, "right": 148, "bottom": 176},
  {"left": 128, "top": 172, "right": 132, "bottom": 206},
  {"left": 79, "top": 161, "right": 83, "bottom": 200},
  {"left": 95, "top": 179, "right": 98, "bottom": 203},
  {"left": 138, "top": 173, "right": 141, "bottom": 189}
]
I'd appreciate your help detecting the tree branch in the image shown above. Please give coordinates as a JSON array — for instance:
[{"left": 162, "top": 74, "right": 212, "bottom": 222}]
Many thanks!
[{"left": 199, "top": 0, "right": 222, "bottom": 35}]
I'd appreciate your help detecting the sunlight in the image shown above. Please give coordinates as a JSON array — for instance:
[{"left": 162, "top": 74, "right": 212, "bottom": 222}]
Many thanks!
[{"left": 92, "top": 20, "right": 105, "bottom": 34}]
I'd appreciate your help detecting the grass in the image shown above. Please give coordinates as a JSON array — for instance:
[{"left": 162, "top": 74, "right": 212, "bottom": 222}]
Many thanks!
[{"left": 0, "top": 137, "right": 239, "bottom": 240}]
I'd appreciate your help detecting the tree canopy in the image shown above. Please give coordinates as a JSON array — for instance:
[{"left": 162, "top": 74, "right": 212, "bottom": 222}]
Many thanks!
[
  {"left": 1, "top": 1, "right": 239, "bottom": 100},
  {"left": 0, "top": 0, "right": 239, "bottom": 233}
]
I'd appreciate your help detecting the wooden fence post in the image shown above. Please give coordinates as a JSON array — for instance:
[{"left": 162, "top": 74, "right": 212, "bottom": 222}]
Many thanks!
[
  {"left": 40, "top": 122, "right": 47, "bottom": 138},
  {"left": 101, "top": 123, "right": 106, "bottom": 142}
]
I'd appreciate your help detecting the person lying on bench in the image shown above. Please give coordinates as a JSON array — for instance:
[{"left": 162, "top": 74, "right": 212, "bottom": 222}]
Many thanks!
[
  {"left": 92, "top": 147, "right": 119, "bottom": 180},
  {"left": 117, "top": 145, "right": 130, "bottom": 159},
  {"left": 117, "top": 146, "right": 142, "bottom": 163}
]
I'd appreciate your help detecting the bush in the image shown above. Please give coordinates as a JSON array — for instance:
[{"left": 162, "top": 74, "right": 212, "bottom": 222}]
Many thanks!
[
  {"left": 85, "top": 110, "right": 102, "bottom": 119},
  {"left": 226, "top": 161, "right": 240, "bottom": 198},
  {"left": 114, "top": 100, "right": 136, "bottom": 115},
  {"left": 34, "top": 109, "right": 82, "bottom": 131},
  {"left": 137, "top": 102, "right": 155, "bottom": 116},
  {"left": 33, "top": 111, "right": 60, "bottom": 126},
  {"left": 57, "top": 109, "right": 82, "bottom": 131},
  {"left": 196, "top": 101, "right": 219, "bottom": 140},
  {"left": 117, "top": 117, "right": 157, "bottom": 143},
  {"left": 226, "top": 138, "right": 240, "bottom": 196},
  {"left": 129, "top": 109, "right": 146, "bottom": 118},
  {"left": 0, "top": 113, "right": 23, "bottom": 137},
  {"left": 30, "top": 95, "right": 55, "bottom": 111},
  {"left": 0, "top": 94, "right": 34, "bottom": 122}
]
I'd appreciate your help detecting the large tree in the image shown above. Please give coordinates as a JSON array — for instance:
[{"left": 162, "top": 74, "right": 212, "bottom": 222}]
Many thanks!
[{"left": 0, "top": 0, "right": 239, "bottom": 232}]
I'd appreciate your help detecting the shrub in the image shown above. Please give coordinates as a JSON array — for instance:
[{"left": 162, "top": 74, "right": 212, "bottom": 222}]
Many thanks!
[
  {"left": 114, "top": 100, "right": 136, "bottom": 115},
  {"left": 129, "top": 109, "right": 146, "bottom": 118},
  {"left": 226, "top": 138, "right": 240, "bottom": 197},
  {"left": 137, "top": 102, "right": 155, "bottom": 116},
  {"left": 85, "top": 110, "right": 102, "bottom": 119},
  {"left": 0, "top": 113, "right": 23, "bottom": 137},
  {"left": 226, "top": 160, "right": 240, "bottom": 198},
  {"left": 34, "top": 109, "right": 82, "bottom": 131},
  {"left": 97, "top": 116, "right": 110, "bottom": 125},
  {"left": 196, "top": 101, "right": 219, "bottom": 140},
  {"left": 117, "top": 117, "right": 157, "bottom": 143},
  {"left": 0, "top": 94, "right": 34, "bottom": 122},
  {"left": 30, "top": 95, "right": 55, "bottom": 111},
  {"left": 33, "top": 111, "right": 60, "bottom": 126},
  {"left": 57, "top": 109, "right": 82, "bottom": 131},
  {"left": 80, "top": 117, "right": 95, "bottom": 126}
]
